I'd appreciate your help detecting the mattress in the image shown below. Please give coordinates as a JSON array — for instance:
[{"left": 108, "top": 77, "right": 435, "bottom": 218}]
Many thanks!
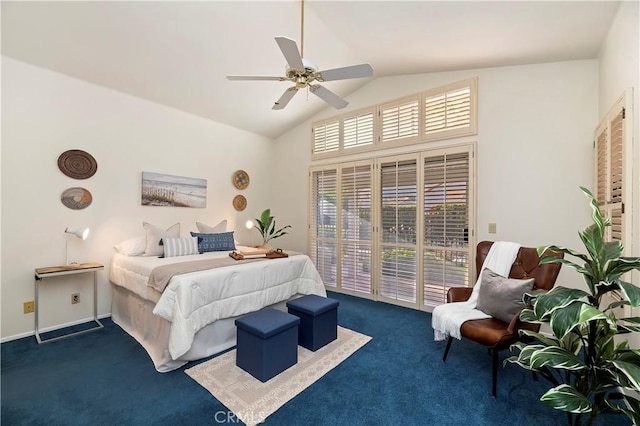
[{"left": 110, "top": 248, "right": 327, "bottom": 360}]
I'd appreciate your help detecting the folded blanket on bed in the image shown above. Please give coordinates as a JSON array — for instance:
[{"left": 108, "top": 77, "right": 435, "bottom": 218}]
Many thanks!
[{"left": 149, "top": 257, "right": 253, "bottom": 292}]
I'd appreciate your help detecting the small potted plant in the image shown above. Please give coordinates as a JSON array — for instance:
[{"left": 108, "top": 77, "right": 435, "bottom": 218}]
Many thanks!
[
  {"left": 252, "top": 209, "right": 291, "bottom": 251},
  {"left": 507, "top": 187, "right": 640, "bottom": 426}
]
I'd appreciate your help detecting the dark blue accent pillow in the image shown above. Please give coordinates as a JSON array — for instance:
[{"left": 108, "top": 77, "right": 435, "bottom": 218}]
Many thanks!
[{"left": 190, "top": 231, "right": 236, "bottom": 253}]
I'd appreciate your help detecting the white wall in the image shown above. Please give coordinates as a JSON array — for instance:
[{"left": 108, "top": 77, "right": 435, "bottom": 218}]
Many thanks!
[
  {"left": 1, "top": 57, "right": 274, "bottom": 340},
  {"left": 274, "top": 59, "right": 599, "bottom": 290}
]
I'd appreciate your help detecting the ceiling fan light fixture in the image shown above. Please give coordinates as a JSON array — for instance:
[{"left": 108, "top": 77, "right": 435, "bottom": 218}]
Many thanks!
[{"left": 226, "top": 0, "right": 373, "bottom": 110}]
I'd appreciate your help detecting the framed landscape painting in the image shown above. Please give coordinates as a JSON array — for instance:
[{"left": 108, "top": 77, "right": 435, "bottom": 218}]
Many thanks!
[{"left": 141, "top": 172, "right": 207, "bottom": 208}]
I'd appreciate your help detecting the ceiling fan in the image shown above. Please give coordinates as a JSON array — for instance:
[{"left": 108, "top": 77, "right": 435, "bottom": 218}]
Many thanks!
[{"left": 226, "top": 0, "right": 373, "bottom": 110}]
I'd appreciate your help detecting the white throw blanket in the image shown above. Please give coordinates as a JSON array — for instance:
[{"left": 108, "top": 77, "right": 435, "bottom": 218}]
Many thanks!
[{"left": 431, "top": 241, "right": 521, "bottom": 341}]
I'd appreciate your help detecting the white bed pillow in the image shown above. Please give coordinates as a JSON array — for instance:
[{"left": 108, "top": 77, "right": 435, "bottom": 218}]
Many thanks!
[
  {"left": 195, "top": 219, "right": 227, "bottom": 234},
  {"left": 114, "top": 236, "right": 146, "bottom": 256},
  {"left": 162, "top": 237, "right": 199, "bottom": 258},
  {"left": 143, "top": 222, "right": 180, "bottom": 256}
]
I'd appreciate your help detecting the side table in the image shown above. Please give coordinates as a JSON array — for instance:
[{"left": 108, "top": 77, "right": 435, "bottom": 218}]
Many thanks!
[{"left": 34, "top": 262, "right": 104, "bottom": 344}]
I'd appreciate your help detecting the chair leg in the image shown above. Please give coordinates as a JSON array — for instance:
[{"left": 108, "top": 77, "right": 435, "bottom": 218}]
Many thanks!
[
  {"left": 442, "top": 336, "right": 453, "bottom": 362},
  {"left": 491, "top": 348, "right": 498, "bottom": 397}
]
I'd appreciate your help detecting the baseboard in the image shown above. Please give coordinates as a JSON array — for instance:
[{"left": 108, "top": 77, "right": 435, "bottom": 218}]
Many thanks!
[{"left": 0, "top": 313, "right": 112, "bottom": 344}]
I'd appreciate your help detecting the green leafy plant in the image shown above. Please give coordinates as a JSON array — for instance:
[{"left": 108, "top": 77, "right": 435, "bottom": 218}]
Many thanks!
[
  {"left": 507, "top": 187, "right": 640, "bottom": 426},
  {"left": 254, "top": 209, "right": 291, "bottom": 244}
]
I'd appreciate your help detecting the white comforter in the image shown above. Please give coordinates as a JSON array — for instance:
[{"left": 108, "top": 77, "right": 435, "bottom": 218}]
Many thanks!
[{"left": 110, "top": 248, "right": 326, "bottom": 359}]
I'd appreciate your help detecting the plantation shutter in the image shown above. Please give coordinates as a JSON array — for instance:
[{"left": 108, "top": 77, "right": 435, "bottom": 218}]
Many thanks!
[
  {"left": 339, "top": 163, "right": 373, "bottom": 294},
  {"left": 312, "top": 120, "right": 340, "bottom": 155},
  {"left": 379, "top": 96, "right": 420, "bottom": 144},
  {"left": 343, "top": 110, "right": 374, "bottom": 150},
  {"left": 594, "top": 98, "right": 626, "bottom": 243},
  {"left": 423, "top": 149, "right": 471, "bottom": 307},
  {"left": 423, "top": 78, "right": 477, "bottom": 141},
  {"left": 378, "top": 157, "right": 418, "bottom": 304},
  {"left": 310, "top": 168, "right": 338, "bottom": 286}
]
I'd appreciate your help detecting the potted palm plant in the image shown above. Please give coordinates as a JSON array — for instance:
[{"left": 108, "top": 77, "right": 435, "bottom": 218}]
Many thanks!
[
  {"left": 252, "top": 208, "right": 291, "bottom": 250},
  {"left": 507, "top": 187, "right": 640, "bottom": 426}
]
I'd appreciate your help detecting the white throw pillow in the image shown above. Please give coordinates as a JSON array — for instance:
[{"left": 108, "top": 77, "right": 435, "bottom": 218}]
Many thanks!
[
  {"left": 162, "top": 237, "right": 199, "bottom": 258},
  {"left": 114, "top": 236, "right": 146, "bottom": 256},
  {"left": 143, "top": 222, "right": 180, "bottom": 256},
  {"left": 196, "top": 219, "right": 227, "bottom": 234}
]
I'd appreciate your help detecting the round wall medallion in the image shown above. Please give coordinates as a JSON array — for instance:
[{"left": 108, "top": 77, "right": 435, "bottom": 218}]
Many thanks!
[
  {"left": 232, "top": 170, "right": 250, "bottom": 190},
  {"left": 58, "top": 149, "right": 98, "bottom": 179},
  {"left": 61, "top": 187, "right": 93, "bottom": 210},
  {"left": 233, "top": 194, "right": 247, "bottom": 211}
]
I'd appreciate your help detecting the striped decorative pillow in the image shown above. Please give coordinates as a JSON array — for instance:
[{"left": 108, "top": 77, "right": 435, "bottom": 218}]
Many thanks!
[{"left": 161, "top": 237, "right": 199, "bottom": 258}]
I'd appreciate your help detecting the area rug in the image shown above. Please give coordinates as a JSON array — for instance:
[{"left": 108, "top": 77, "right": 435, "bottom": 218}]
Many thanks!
[{"left": 185, "top": 326, "right": 371, "bottom": 425}]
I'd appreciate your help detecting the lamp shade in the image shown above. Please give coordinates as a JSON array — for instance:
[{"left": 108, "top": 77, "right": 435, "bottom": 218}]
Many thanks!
[
  {"left": 65, "top": 227, "right": 90, "bottom": 240},
  {"left": 245, "top": 220, "right": 254, "bottom": 230}
]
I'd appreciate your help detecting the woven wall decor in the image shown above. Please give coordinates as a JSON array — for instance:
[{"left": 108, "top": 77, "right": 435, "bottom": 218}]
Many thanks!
[
  {"left": 232, "top": 170, "right": 250, "bottom": 190},
  {"left": 61, "top": 187, "right": 93, "bottom": 210},
  {"left": 233, "top": 194, "right": 247, "bottom": 211},
  {"left": 58, "top": 149, "right": 98, "bottom": 179}
]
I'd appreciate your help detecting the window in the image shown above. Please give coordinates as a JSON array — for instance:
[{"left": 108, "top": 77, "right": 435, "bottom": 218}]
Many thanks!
[
  {"left": 423, "top": 79, "right": 476, "bottom": 140},
  {"left": 379, "top": 96, "right": 420, "bottom": 145},
  {"left": 309, "top": 168, "right": 338, "bottom": 285},
  {"left": 339, "top": 163, "right": 373, "bottom": 294},
  {"left": 378, "top": 156, "right": 418, "bottom": 304},
  {"left": 423, "top": 149, "right": 471, "bottom": 306},
  {"left": 309, "top": 145, "right": 475, "bottom": 311},
  {"left": 311, "top": 78, "right": 477, "bottom": 158},
  {"left": 343, "top": 110, "right": 375, "bottom": 149},
  {"left": 594, "top": 92, "right": 630, "bottom": 243},
  {"left": 313, "top": 119, "right": 340, "bottom": 154}
]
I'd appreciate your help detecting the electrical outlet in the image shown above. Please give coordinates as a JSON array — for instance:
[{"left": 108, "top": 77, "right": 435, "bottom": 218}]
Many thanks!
[
  {"left": 23, "top": 301, "right": 35, "bottom": 314},
  {"left": 488, "top": 223, "right": 497, "bottom": 234},
  {"left": 71, "top": 293, "right": 80, "bottom": 304}
]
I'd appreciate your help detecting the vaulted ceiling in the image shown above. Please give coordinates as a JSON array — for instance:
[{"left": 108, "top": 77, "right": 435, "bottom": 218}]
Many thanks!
[{"left": 1, "top": 1, "right": 620, "bottom": 138}]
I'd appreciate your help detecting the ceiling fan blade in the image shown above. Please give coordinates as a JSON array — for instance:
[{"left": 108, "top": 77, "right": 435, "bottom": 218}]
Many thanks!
[
  {"left": 272, "top": 87, "right": 298, "bottom": 110},
  {"left": 317, "top": 64, "right": 374, "bottom": 82},
  {"left": 310, "top": 84, "right": 348, "bottom": 109},
  {"left": 275, "top": 37, "right": 304, "bottom": 70},
  {"left": 227, "top": 76, "right": 284, "bottom": 81}
]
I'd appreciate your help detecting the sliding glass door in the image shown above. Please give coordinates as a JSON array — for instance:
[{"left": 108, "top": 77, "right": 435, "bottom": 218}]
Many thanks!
[{"left": 309, "top": 144, "right": 474, "bottom": 311}]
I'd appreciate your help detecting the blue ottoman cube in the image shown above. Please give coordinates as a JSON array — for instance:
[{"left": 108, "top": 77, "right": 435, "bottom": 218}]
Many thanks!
[
  {"left": 287, "top": 294, "right": 339, "bottom": 351},
  {"left": 235, "top": 308, "right": 300, "bottom": 382}
]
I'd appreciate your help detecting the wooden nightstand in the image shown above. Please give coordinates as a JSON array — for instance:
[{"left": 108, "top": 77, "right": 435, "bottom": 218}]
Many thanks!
[{"left": 34, "top": 262, "right": 104, "bottom": 344}]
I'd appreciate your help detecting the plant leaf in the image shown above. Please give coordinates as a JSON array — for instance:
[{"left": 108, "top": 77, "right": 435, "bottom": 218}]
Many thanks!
[
  {"left": 519, "top": 329, "right": 559, "bottom": 347},
  {"left": 550, "top": 301, "right": 609, "bottom": 338},
  {"left": 530, "top": 346, "right": 586, "bottom": 371},
  {"left": 618, "top": 281, "right": 640, "bottom": 307},
  {"left": 580, "top": 186, "right": 608, "bottom": 233},
  {"left": 612, "top": 360, "right": 640, "bottom": 390},
  {"left": 533, "top": 287, "right": 590, "bottom": 320},
  {"left": 537, "top": 245, "right": 590, "bottom": 263},
  {"left": 605, "top": 398, "right": 640, "bottom": 425},
  {"left": 540, "top": 384, "right": 592, "bottom": 413}
]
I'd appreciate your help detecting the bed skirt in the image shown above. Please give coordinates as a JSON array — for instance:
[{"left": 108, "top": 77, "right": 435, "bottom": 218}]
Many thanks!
[{"left": 111, "top": 284, "right": 294, "bottom": 372}]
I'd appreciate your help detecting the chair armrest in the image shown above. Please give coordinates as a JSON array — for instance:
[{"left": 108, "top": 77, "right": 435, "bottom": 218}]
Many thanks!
[{"left": 447, "top": 287, "right": 473, "bottom": 303}]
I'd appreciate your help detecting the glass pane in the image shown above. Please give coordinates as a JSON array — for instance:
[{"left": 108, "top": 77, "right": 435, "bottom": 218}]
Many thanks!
[{"left": 380, "top": 246, "right": 416, "bottom": 303}]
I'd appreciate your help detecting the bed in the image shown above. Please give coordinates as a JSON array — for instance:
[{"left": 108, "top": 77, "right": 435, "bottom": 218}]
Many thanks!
[{"left": 109, "top": 247, "right": 327, "bottom": 372}]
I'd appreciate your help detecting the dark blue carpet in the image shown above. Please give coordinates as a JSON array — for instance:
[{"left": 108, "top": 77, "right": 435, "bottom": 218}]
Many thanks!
[{"left": 1, "top": 292, "right": 630, "bottom": 425}]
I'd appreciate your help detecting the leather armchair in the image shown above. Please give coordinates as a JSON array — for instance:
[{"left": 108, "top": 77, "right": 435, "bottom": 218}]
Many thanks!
[{"left": 442, "top": 241, "right": 563, "bottom": 396}]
